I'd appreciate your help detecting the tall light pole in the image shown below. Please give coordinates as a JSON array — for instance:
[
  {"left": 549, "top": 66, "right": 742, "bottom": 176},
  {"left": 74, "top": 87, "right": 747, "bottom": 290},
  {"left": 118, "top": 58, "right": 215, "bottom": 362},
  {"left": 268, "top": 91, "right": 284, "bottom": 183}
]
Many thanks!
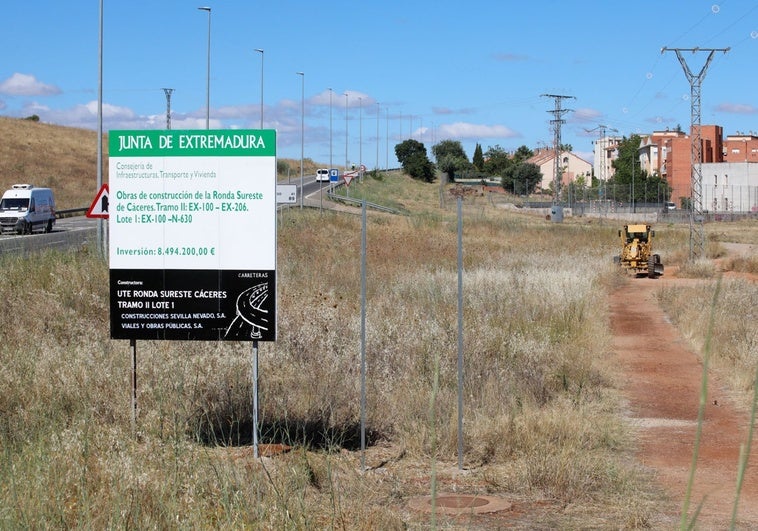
[
  {"left": 97, "top": 0, "right": 104, "bottom": 257},
  {"left": 198, "top": 7, "right": 211, "bottom": 130},
  {"left": 297, "top": 72, "right": 305, "bottom": 209},
  {"left": 386, "top": 107, "right": 389, "bottom": 169},
  {"left": 344, "top": 92, "right": 349, "bottom": 171},
  {"left": 358, "top": 96, "right": 363, "bottom": 171},
  {"left": 329, "top": 88, "right": 333, "bottom": 169},
  {"left": 255, "top": 48, "right": 264, "bottom": 129},
  {"left": 631, "top": 150, "right": 636, "bottom": 213},
  {"left": 376, "top": 102, "right": 380, "bottom": 171}
]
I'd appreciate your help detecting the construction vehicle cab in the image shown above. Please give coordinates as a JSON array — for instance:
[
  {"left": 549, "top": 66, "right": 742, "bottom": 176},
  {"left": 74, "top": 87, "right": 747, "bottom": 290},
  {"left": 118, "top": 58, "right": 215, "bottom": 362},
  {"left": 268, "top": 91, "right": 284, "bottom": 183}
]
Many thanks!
[{"left": 615, "top": 224, "right": 663, "bottom": 278}]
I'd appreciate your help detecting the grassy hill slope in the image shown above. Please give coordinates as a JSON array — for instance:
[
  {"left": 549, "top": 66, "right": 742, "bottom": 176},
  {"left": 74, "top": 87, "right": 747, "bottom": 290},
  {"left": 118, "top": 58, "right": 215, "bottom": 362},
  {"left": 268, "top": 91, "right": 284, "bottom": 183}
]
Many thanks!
[
  {"left": 0, "top": 116, "right": 321, "bottom": 210},
  {"left": 0, "top": 116, "right": 103, "bottom": 210}
]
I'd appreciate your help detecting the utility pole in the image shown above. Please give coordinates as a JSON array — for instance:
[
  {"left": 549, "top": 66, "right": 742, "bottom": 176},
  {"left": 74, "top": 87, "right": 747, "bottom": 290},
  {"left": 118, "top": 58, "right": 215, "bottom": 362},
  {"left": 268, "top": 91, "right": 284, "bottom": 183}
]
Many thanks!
[
  {"left": 584, "top": 124, "right": 618, "bottom": 183},
  {"left": 162, "top": 88, "right": 174, "bottom": 130},
  {"left": 585, "top": 124, "right": 618, "bottom": 215},
  {"left": 662, "top": 46, "right": 729, "bottom": 260},
  {"left": 541, "top": 94, "right": 575, "bottom": 205}
]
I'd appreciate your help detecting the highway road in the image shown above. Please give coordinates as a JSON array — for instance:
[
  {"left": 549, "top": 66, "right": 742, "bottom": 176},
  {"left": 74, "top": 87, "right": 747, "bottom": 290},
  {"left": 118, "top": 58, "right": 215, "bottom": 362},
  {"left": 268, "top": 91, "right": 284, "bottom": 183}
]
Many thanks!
[
  {"left": 0, "top": 173, "right": 332, "bottom": 256},
  {"left": 0, "top": 216, "right": 99, "bottom": 256},
  {"left": 283, "top": 172, "right": 335, "bottom": 201}
]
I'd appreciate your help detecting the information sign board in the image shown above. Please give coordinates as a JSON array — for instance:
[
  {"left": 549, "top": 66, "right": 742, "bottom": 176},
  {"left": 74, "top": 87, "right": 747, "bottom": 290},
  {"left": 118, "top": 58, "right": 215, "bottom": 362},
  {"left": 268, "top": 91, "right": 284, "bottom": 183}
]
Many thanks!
[
  {"left": 108, "top": 129, "right": 277, "bottom": 341},
  {"left": 276, "top": 184, "right": 297, "bottom": 204}
]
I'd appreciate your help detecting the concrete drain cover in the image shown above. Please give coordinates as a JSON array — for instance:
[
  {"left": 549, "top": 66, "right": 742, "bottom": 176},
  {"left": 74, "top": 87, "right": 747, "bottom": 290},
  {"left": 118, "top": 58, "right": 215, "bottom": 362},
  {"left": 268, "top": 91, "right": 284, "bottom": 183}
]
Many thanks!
[{"left": 408, "top": 493, "right": 511, "bottom": 515}]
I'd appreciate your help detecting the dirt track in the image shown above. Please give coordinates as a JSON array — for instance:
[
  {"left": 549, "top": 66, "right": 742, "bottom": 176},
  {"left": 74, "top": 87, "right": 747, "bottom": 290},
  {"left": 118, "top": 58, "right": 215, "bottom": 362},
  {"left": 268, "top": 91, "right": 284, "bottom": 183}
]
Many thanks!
[{"left": 611, "top": 267, "right": 758, "bottom": 529}]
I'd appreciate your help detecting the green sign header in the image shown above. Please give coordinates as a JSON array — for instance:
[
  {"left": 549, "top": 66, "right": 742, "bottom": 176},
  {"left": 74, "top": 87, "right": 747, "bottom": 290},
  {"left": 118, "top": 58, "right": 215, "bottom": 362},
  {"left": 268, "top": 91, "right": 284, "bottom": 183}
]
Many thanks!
[{"left": 109, "top": 129, "right": 276, "bottom": 157}]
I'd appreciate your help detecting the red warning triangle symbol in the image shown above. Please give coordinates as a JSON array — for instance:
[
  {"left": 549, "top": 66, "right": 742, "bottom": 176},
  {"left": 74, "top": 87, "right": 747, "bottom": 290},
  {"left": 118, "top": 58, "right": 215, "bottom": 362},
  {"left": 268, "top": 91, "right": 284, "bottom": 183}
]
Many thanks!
[{"left": 87, "top": 184, "right": 110, "bottom": 219}]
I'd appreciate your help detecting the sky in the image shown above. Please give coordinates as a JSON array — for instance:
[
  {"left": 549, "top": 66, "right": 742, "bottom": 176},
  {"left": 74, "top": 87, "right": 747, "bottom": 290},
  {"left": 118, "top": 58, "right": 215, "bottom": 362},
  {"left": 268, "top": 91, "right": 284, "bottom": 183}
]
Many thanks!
[{"left": 1, "top": 1, "right": 756, "bottom": 170}]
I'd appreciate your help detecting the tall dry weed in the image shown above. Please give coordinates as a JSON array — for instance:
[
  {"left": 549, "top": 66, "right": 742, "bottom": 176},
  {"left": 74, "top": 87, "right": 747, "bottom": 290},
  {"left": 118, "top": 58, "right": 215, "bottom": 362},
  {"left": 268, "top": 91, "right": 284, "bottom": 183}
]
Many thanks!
[
  {"left": 0, "top": 174, "right": 666, "bottom": 527},
  {"left": 657, "top": 279, "right": 758, "bottom": 400}
]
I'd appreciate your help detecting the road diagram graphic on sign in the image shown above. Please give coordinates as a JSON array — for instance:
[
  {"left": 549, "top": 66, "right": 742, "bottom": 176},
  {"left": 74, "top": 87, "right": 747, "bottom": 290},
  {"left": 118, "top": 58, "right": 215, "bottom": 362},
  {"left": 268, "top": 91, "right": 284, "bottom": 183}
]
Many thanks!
[{"left": 224, "top": 282, "right": 270, "bottom": 340}]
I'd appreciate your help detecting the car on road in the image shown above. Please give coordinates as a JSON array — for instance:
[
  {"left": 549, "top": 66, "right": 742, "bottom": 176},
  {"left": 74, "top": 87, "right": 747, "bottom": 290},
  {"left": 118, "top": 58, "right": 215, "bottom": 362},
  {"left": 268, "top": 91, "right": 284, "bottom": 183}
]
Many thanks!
[
  {"left": 316, "top": 168, "right": 330, "bottom": 182},
  {"left": 0, "top": 184, "right": 56, "bottom": 234}
]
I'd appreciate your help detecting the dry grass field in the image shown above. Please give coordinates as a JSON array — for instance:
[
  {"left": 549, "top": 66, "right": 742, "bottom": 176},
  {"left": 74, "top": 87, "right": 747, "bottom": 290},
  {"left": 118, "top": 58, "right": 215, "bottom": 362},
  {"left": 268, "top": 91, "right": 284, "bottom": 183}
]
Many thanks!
[{"left": 1, "top": 117, "right": 757, "bottom": 528}]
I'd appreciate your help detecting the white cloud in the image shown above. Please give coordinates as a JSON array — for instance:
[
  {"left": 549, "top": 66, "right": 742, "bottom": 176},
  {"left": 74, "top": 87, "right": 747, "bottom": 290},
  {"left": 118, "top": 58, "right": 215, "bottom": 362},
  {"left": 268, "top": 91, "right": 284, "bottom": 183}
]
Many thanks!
[
  {"left": 0, "top": 73, "right": 61, "bottom": 97},
  {"left": 309, "top": 90, "right": 372, "bottom": 108},
  {"left": 570, "top": 107, "right": 602, "bottom": 123},
  {"left": 19, "top": 100, "right": 148, "bottom": 130},
  {"left": 715, "top": 103, "right": 757, "bottom": 114},
  {"left": 436, "top": 122, "right": 520, "bottom": 139}
]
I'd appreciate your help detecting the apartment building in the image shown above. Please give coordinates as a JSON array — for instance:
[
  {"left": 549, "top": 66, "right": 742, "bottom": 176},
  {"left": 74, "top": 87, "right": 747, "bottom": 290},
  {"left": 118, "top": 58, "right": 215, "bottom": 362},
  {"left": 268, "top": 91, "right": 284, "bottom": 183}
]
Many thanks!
[
  {"left": 527, "top": 147, "right": 592, "bottom": 192},
  {"left": 591, "top": 135, "right": 623, "bottom": 181},
  {"left": 637, "top": 126, "right": 757, "bottom": 211}
]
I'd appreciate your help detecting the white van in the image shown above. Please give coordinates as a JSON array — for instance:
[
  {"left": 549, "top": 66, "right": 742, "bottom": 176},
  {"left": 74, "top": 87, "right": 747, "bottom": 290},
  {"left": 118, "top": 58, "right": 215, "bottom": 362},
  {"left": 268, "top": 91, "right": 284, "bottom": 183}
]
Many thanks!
[
  {"left": 316, "top": 168, "right": 330, "bottom": 182},
  {"left": 0, "top": 184, "right": 56, "bottom": 234}
]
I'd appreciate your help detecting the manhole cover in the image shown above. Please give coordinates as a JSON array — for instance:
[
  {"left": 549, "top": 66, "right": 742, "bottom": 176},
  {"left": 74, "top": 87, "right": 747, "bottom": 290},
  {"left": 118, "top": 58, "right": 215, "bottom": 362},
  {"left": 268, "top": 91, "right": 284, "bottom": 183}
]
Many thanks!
[{"left": 408, "top": 493, "right": 511, "bottom": 515}]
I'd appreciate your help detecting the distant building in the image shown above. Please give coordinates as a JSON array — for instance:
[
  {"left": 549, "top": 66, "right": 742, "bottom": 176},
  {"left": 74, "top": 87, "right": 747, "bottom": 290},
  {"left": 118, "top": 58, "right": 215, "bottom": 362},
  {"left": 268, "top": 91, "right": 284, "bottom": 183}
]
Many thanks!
[
  {"left": 527, "top": 147, "right": 592, "bottom": 192},
  {"left": 638, "top": 129, "right": 687, "bottom": 179},
  {"left": 591, "top": 135, "right": 623, "bottom": 181},
  {"left": 701, "top": 162, "right": 758, "bottom": 213},
  {"left": 633, "top": 126, "right": 758, "bottom": 211},
  {"left": 724, "top": 133, "right": 758, "bottom": 163}
]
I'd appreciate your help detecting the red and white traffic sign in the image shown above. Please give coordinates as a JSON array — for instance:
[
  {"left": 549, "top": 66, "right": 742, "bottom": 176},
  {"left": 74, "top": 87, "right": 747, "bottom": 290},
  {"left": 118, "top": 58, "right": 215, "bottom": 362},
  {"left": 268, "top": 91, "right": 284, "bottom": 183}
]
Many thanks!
[
  {"left": 87, "top": 183, "right": 109, "bottom": 219},
  {"left": 343, "top": 174, "right": 354, "bottom": 187}
]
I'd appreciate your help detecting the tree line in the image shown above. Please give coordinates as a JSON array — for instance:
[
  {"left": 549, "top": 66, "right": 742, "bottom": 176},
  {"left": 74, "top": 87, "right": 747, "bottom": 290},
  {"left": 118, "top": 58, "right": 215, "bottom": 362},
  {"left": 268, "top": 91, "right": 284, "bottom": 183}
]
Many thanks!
[{"left": 394, "top": 134, "right": 672, "bottom": 203}]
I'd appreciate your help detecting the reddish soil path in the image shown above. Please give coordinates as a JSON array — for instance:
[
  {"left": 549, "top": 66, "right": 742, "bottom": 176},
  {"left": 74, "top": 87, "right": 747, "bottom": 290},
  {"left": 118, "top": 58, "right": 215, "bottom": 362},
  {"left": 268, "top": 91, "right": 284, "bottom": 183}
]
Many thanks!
[{"left": 610, "top": 273, "right": 758, "bottom": 529}]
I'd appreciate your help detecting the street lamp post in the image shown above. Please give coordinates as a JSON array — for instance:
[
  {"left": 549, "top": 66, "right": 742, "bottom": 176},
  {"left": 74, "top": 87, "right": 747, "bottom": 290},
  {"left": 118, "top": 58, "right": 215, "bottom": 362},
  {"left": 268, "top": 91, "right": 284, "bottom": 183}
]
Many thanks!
[
  {"left": 198, "top": 7, "right": 211, "bottom": 130},
  {"left": 358, "top": 97, "right": 363, "bottom": 173},
  {"left": 329, "top": 88, "right": 333, "bottom": 170},
  {"left": 385, "top": 107, "right": 389, "bottom": 169},
  {"left": 376, "top": 102, "right": 380, "bottom": 171},
  {"left": 344, "top": 92, "right": 349, "bottom": 171},
  {"left": 255, "top": 48, "right": 264, "bottom": 129},
  {"left": 632, "top": 154, "right": 635, "bottom": 214},
  {"left": 297, "top": 72, "right": 304, "bottom": 209}
]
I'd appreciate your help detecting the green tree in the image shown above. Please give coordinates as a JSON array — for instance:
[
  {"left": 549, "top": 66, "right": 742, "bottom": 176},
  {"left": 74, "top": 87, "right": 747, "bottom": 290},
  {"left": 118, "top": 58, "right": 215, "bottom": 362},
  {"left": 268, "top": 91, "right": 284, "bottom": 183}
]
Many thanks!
[
  {"left": 395, "top": 139, "right": 425, "bottom": 166},
  {"left": 609, "top": 135, "right": 671, "bottom": 203},
  {"left": 432, "top": 139, "right": 467, "bottom": 161},
  {"left": 472, "top": 143, "right": 484, "bottom": 171},
  {"left": 395, "top": 139, "right": 436, "bottom": 182},
  {"left": 482, "top": 145, "right": 513, "bottom": 177},
  {"left": 512, "top": 145, "right": 534, "bottom": 164},
  {"left": 501, "top": 162, "right": 542, "bottom": 195},
  {"left": 432, "top": 140, "right": 470, "bottom": 182}
]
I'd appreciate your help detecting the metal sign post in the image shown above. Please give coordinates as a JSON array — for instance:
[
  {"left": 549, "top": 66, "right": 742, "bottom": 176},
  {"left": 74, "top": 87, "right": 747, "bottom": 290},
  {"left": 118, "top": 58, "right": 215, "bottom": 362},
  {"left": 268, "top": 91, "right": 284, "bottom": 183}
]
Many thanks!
[
  {"left": 130, "top": 338, "right": 137, "bottom": 437},
  {"left": 456, "top": 197, "right": 464, "bottom": 470},
  {"left": 360, "top": 200, "right": 367, "bottom": 471},
  {"left": 252, "top": 339, "right": 260, "bottom": 458}
]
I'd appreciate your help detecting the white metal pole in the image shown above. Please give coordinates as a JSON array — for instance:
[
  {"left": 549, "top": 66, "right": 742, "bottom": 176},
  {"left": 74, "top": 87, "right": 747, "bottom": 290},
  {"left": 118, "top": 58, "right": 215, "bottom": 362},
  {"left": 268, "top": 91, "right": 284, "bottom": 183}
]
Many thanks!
[
  {"left": 198, "top": 7, "right": 211, "bottom": 130},
  {"left": 255, "top": 49, "right": 264, "bottom": 129}
]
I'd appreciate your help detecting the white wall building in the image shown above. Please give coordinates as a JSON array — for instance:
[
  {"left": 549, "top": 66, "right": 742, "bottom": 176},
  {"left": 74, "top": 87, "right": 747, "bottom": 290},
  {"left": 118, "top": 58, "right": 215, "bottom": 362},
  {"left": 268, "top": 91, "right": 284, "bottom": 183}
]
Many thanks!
[
  {"left": 592, "top": 135, "right": 623, "bottom": 181},
  {"left": 701, "top": 162, "right": 758, "bottom": 213}
]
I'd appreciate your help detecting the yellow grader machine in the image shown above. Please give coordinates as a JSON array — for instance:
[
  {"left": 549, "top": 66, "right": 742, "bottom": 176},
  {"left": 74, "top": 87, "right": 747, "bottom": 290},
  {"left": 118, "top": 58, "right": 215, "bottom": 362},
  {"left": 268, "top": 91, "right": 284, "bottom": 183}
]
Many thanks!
[{"left": 615, "top": 224, "right": 664, "bottom": 278}]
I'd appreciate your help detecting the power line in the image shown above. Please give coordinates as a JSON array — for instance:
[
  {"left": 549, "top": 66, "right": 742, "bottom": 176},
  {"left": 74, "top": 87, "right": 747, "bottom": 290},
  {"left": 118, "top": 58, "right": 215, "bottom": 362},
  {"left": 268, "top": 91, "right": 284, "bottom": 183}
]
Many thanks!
[
  {"left": 541, "top": 93, "right": 575, "bottom": 205},
  {"left": 162, "top": 88, "right": 174, "bottom": 130},
  {"left": 661, "top": 46, "right": 729, "bottom": 260}
]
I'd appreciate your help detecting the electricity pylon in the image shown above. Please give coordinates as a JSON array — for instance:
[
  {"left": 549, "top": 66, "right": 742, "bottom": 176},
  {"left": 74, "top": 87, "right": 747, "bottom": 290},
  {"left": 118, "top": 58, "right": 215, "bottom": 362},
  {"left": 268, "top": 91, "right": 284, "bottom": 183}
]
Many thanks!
[
  {"left": 542, "top": 94, "right": 575, "bottom": 204},
  {"left": 661, "top": 47, "right": 729, "bottom": 260}
]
